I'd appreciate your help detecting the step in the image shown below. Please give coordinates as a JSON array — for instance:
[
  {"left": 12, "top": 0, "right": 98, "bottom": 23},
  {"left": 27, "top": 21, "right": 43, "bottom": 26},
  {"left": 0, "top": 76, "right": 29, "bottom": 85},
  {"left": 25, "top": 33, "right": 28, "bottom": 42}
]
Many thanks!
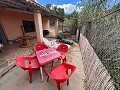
[{"left": 0, "top": 60, "right": 8, "bottom": 69}]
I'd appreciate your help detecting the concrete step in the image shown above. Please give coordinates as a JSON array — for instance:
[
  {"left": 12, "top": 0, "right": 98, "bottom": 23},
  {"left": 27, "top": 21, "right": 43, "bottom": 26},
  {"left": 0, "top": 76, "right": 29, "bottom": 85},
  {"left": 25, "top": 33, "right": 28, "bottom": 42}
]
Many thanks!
[
  {"left": 0, "top": 61, "right": 15, "bottom": 77},
  {"left": 0, "top": 60, "right": 8, "bottom": 69}
]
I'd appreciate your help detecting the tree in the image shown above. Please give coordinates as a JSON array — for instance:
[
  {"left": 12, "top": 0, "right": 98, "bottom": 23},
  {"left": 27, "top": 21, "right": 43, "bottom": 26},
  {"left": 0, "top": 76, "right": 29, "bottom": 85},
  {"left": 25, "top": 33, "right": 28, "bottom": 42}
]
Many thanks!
[
  {"left": 64, "top": 10, "right": 79, "bottom": 35},
  {"left": 46, "top": 4, "right": 51, "bottom": 10},
  {"left": 58, "top": 8, "right": 65, "bottom": 17},
  {"left": 77, "top": 0, "right": 108, "bottom": 27},
  {"left": 46, "top": 4, "right": 65, "bottom": 18}
]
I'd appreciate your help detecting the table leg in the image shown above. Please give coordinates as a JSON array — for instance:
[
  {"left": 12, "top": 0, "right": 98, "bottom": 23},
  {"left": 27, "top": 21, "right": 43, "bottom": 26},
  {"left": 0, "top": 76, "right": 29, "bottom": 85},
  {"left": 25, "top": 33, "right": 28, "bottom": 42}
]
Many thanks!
[{"left": 40, "top": 67, "right": 44, "bottom": 82}]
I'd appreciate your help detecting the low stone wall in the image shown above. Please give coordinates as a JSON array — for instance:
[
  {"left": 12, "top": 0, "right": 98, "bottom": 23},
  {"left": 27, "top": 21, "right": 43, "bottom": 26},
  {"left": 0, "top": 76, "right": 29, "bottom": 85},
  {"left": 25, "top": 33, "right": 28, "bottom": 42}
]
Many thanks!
[{"left": 79, "top": 34, "right": 115, "bottom": 90}]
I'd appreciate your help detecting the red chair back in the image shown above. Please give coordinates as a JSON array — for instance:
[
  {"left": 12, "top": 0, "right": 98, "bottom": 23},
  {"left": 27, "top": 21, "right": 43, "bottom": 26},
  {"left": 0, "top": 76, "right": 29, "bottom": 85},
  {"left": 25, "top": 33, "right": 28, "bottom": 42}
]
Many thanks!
[
  {"left": 49, "top": 63, "right": 76, "bottom": 83},
  {"left": 16, "top": 56, "right": 40, "bottom": 70},
  {"left": 34, "top": 43, "right": 48, "bottom": 51},
  {"left": 56, "top": 44, "right": 68, "bottom": 54}
]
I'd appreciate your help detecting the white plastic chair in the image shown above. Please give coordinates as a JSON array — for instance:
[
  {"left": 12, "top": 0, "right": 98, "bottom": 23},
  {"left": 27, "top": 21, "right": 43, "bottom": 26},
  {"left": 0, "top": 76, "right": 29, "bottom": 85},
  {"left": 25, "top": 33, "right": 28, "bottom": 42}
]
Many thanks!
[
  {"left": 43, "top": 38, "right": 70, "bottom": 49},
  {"left": 43, "top": 38, "right": 57, "bottom": 48}
]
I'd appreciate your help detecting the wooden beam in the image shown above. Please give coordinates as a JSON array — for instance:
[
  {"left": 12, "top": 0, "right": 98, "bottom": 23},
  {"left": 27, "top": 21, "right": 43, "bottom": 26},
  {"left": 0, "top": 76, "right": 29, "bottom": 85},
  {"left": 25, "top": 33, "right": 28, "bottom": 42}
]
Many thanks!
[
  {"left": 1, "top": 0, "right": 27, "bottom": 8},
  {"left": 0, "top": 0, "right": 25, "bottom": 10}
]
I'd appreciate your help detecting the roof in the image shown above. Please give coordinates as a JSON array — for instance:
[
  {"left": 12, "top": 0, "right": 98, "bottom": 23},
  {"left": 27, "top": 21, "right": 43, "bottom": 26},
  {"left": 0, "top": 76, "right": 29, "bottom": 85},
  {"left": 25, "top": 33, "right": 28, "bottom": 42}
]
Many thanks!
[
  {"left": 26, "top": 0, "right": 49, "bottom": 13},
  {"left": 0, "top": 0, "right": 64, "bottom": 20}
]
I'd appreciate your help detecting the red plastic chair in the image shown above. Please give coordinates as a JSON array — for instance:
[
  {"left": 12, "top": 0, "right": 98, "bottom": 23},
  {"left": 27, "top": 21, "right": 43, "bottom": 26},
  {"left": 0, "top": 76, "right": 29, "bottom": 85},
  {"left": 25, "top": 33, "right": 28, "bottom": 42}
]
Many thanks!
[
  {"left": 44, "top": 63, "right": 76, "bottom": 90},
  {"left": 56, "top": 44, "right": 68, "bottom": 62},
  {"left": 56, "top": 44, "right": 68, "bottom": 53},
  {"left": 51, "top": 44, "right": 68, "bottom": 67},
  {"left": 34, "top": 43, "right": 48, "bottom": 51},
  {"left": 16, "top": 56, "right": 40, "bottom": 83}
]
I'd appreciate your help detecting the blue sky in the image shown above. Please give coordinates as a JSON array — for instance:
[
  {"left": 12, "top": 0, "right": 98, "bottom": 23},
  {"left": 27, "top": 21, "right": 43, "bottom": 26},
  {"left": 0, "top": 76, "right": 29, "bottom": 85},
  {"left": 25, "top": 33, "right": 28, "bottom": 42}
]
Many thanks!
[
  {"left": 37, "top": 0, "right": 79, "bottom": 6},
  {"left": 36, "top": 0, "right": 120, "bottom": 14},
  {"left": 36, "top": 0, "right": 84, "bottom": 13}
]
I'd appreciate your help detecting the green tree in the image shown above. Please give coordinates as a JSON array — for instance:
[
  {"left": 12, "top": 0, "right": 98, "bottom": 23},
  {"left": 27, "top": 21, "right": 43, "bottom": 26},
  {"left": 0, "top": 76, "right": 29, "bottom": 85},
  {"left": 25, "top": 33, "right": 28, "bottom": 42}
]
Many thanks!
[
  {"left": 46, "top": 4, "right": 65, "bottom": 18},
  {"left": 78, "top": 0, "right": 108, "bottom": 27},
  {"left": 58, "top": 8, "right": 65, "bottom": 17},
  {"left": 46, "top": 4, "right": 51, "bottom": 10},
  {"left": 64, "top": 10, "right": 79, "bottom": 35}
]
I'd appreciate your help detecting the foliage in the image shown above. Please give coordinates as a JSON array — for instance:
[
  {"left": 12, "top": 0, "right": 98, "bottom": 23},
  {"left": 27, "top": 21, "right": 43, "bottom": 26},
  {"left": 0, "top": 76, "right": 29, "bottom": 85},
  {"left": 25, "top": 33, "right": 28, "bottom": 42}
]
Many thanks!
[
  {"left": 78, "top": 0, "right": 108, "bottom": 27},
  {"left": 114, "top": 73, "right": 120, "bottom": 90},
  {"left": 65, "top": 11, "right": 79, "bottom": 35},
  {"left": 80, "top": 1, "right": 120, "bottom": 89},
  {"left": 46, "top": 4, "right": 52, "bottom": 10},
  {"left": 46, "top": 4, "right": 65, "bottom": 18},
  {"left": 64, "top": 0, "right": 109, "bottom": 35}
]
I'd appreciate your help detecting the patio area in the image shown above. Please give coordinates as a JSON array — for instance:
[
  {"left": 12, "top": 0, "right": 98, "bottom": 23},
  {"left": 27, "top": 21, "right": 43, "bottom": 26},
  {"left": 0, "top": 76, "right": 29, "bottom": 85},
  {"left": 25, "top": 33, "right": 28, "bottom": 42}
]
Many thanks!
[
  {"left": 0, "top": 38, "right": 37, "bottom": 75},
  {"left": 0, "top": 38, "right": 85, "bottom": 90}
]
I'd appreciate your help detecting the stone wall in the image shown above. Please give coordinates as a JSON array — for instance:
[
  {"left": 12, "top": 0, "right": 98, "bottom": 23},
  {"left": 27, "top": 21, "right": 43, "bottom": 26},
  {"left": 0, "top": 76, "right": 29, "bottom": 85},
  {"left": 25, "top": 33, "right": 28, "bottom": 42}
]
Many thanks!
[{"left": 79, "top": 34, "right": 115, "bottom": 90}]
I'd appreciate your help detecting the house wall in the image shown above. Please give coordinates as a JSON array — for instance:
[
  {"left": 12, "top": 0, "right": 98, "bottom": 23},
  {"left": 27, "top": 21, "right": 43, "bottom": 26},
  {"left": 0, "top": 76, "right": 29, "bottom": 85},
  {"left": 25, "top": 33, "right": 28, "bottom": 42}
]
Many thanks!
[
  {"left": 42, "top": 17, "right": 56, "bottom": 37},
  {"left": 0, "top": 9, "right": 62, "bottom": 40},
  {"left": 42, "top": 17, "right": 49, "bottom": 30},
  {"left": 49, "top": 28, "right": 56, "bottom": 37},
  {"left": 0, "top": 9, "right": 35, "bottom": 40}
]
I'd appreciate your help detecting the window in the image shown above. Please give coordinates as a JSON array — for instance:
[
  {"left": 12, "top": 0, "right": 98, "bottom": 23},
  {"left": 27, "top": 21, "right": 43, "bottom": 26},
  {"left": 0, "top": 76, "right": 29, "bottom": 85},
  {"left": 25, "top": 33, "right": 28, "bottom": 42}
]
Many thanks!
[
  {"left": 22, "top": 20, "right": 35, "bottom": 33},
  {"left": 49, "top": 19, "right": 55, "bottom": 28}
]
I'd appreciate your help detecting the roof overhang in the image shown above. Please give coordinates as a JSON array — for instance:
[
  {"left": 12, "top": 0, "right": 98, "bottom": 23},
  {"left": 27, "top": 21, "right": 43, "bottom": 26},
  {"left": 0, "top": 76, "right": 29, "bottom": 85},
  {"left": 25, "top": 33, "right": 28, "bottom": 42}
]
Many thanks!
[{"left": 0, "top": 0, "right": 64, "bottom": 20}]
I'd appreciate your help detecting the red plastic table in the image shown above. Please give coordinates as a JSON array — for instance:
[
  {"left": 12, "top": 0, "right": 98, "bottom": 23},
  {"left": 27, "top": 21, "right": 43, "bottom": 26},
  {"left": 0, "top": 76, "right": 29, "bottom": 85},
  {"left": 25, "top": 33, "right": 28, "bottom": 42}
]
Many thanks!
[{"left": 36, "top": 48, "right": 61, "bottom": 81}]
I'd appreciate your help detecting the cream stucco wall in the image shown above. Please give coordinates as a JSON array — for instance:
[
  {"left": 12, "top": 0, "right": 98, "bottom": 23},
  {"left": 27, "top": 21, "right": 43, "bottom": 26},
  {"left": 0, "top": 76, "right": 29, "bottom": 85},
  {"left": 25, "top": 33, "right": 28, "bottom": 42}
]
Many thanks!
[
  {"left": 42, "top": 17, "right": 49, "bottom": 30},
  {"left": 0, "top": 9, "right": 35, "bottom": 40},
  {"left": 0, "top": 9, "right": 63, "bottom": 40},
  {"left": 42, "top": 17, "right": 56, "bottom": 37}
]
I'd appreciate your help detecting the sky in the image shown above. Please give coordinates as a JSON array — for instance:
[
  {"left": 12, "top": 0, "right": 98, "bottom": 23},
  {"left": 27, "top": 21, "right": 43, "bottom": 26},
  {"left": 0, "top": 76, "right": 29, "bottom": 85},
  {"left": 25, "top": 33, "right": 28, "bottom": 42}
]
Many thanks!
[{"left": 36, "top": 0, "right": 120, "bottom": 14}]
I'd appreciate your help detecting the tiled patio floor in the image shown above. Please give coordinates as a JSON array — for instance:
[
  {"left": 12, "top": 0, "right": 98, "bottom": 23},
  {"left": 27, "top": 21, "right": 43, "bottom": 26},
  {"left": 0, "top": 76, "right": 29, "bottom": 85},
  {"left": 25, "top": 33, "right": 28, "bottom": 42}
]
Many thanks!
[{"left": 0, "top": 38, "right": 85, "bottom": 90}]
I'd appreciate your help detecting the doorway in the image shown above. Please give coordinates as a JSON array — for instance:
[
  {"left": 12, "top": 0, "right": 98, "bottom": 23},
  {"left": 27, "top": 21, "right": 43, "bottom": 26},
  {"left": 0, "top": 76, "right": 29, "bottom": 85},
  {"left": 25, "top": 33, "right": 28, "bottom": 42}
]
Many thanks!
[{"left": 0, "top": 24, "right": 7, "bottom": 44}]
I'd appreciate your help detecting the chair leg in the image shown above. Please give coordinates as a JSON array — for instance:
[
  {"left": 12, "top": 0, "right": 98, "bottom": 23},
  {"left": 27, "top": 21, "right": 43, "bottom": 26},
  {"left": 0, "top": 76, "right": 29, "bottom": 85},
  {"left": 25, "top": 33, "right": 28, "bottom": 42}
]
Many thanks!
[
  {"left": 67, "top": 79, "right": 69, "bottom": 85},
  {"left": 63, "top": 57, "right": 66, "bottom": 62},
  {"left": 64, "top": 57, "right": 66, "bottom": 62},
  {"left": 66, "top": 70, "right": 69, "bottom": 85},
  {"left": 47, "top": 76, "right": 49, "bottom": 82},
  {"left": 29, "top": 71, "right": 32, "bottom": 83},
  {"left": 56, "top": 82, "right": 61, "bottom": 90},
  {"left": 51, "top": 61, "right": 54, "bottom": 67}
]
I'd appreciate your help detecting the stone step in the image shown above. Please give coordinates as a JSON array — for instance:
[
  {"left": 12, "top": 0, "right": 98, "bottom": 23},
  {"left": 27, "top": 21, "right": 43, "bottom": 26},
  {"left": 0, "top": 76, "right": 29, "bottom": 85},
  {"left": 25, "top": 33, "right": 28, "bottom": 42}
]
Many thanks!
[
  {"left": 0, "top": 60, "right": 8, "bottom": 69},
  {"left": 0, "top": 62, "right": 15, "bottom": 77}
]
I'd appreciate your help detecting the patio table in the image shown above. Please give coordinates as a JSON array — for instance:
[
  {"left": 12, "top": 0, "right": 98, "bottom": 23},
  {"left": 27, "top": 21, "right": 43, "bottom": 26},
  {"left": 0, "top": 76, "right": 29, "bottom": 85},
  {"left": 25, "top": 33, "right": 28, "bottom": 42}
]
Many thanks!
[{"left": 36, "top": 48, "right": 61, "bottom": 81}]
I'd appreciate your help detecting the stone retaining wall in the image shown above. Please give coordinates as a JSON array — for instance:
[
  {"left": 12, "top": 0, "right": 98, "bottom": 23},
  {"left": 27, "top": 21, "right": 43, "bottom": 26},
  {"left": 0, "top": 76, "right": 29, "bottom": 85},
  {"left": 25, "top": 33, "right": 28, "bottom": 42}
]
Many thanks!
[{"left": 79, "top": 34, "right": 115, "bottom": 90}]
